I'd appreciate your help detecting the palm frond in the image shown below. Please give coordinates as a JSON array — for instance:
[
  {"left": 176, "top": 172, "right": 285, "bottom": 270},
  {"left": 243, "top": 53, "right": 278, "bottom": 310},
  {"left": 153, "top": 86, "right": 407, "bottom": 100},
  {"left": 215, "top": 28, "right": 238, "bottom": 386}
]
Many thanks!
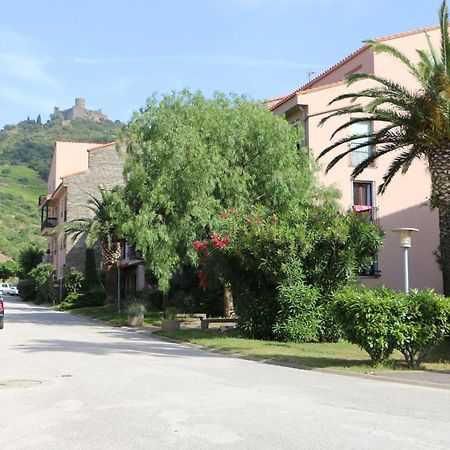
[
  {"left": 439, "top": 1, "right": 450, "bottom": 75},
  {"left": 364, "top": 40, "right": 423, "bottom": 81},
  {"left": 378, "top": 148, "right": 422, "bottom": 194}
]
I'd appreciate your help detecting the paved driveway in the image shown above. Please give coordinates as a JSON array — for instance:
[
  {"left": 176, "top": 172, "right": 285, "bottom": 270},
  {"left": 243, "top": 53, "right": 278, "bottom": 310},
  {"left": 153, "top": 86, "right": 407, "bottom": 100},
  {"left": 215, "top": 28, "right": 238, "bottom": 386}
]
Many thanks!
[{"left": 1, "top": 297, "right": 449, "bottom": 449}]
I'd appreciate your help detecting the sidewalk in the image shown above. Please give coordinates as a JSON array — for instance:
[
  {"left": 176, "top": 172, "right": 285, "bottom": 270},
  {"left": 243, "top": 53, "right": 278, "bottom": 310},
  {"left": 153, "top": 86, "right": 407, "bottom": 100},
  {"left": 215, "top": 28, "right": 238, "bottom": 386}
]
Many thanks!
[{"left": 369, "top": 369, "right": 450, "bottom": 389}]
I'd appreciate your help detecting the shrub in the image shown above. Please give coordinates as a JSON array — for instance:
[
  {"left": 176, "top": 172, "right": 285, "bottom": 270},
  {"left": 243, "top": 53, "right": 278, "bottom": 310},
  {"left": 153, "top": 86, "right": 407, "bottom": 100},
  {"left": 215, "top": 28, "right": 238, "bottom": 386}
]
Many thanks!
[
  {"left": 199, "top": 204, "right": 383, "bottom": 342},
  {"left": 28, "top": 264, "right": 54, "bottom": 304},
  {"left": 64, "top": 268, "right": 85, "bottom": 294},
  {"left": 317, "top": 301, "right": 342, "bottom": 343},
  {"left": 391, "top": 289, "right": 450, "bottom": 368},
  {"left": 273, "top": 280, "right": 320, "bottom": 342},
  {"left": 125, "top": 299, "right": 146, "bottom": 316},
  {"left": 333, "top": 286, "right": 397, "bottom": 365},
  {"left": 58, "top": 292, "right": 86, "bottom": 310},
  {"left": 17, "top": 279, "right": 36, "bottom": 301},
  {"left": 84, "top": 289, "right": 106, "bottom": 307},
  {"left": 84, "top": 248, "right": 100, "bottom": 291},
  {"left": 333, "top": 286, "right": 450, "bottom": 368}
]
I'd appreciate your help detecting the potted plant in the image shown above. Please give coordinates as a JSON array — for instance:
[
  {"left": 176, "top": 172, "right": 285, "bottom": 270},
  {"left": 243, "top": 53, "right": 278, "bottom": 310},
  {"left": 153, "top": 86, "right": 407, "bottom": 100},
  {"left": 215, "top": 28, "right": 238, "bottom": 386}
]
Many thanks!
[{"left": 125, "top": 300, "right": 146, "bottom": 326}]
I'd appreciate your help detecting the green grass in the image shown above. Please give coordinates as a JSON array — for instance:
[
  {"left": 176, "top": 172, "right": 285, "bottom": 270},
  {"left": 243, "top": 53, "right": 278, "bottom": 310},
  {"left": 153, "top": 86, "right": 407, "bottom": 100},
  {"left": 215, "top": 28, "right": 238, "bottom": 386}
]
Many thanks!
[
  {"left": 155, "top": 329, "right": 450, "bottom": 373},
  {"left": 68, "top": 305, "right": 163, "bottom": 327}
]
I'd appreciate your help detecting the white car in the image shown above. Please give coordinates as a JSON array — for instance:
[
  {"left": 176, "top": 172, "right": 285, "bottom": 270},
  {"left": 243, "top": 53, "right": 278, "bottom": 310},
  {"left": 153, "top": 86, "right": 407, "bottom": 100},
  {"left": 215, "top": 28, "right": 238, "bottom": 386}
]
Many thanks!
[{"left": 0, "top": 283, "right": 18, "bottom": 295}]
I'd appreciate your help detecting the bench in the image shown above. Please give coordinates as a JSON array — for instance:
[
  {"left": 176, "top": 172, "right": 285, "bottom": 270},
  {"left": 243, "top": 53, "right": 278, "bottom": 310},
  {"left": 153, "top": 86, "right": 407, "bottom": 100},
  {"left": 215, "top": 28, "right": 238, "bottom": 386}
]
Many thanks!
[
  {"left": 200, "top": 318, "right": 237, "bottom": 330},
  {"left": 175, "top": 313, "right": 207, "bottom": 320}
]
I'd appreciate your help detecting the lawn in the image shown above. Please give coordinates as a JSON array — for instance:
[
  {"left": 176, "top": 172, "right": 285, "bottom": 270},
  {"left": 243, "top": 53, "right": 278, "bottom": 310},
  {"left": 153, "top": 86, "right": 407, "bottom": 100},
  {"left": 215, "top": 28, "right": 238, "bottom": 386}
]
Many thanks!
[
  {"left": 155, "top": 329, "right": 450, "bottom": 373},
  {"left": 68, "top": 305, "right": 163, "bottom": 327}
]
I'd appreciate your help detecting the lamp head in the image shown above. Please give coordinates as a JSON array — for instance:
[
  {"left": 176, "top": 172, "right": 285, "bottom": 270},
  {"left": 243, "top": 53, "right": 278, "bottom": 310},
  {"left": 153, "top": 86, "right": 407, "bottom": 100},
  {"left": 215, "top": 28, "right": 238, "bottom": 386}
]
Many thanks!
[{"left": 392, "top": 227, "right": 419, "bottom": 248}]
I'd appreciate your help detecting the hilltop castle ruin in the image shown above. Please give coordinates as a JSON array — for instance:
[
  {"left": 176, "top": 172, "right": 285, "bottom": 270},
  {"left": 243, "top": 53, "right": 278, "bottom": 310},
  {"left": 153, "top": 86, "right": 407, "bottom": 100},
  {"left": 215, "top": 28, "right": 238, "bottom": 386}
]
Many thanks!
[{"left": 53, "top": 98, "right": 108, "bottom": 122}]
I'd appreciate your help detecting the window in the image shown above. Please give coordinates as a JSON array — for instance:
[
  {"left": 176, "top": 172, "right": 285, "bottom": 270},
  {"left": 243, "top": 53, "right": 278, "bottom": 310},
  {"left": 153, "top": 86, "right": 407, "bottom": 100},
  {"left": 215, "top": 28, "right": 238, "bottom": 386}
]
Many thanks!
[
  {"left": 353, "top": 181, "right": 379, "bottom": 277},
  {"left": 350, "top": 121, "right": 373, "bottom": 166},
  {"left": 353, "top": 181, "right": 373, "bottom": 207}
]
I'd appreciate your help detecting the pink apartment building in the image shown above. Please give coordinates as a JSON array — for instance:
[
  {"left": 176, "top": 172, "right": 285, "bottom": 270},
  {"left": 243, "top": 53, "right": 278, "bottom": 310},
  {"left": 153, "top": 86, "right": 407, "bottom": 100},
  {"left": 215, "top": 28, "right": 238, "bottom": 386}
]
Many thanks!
[{"left": 270, "top": 25, "right": 444, "bottom": 293}]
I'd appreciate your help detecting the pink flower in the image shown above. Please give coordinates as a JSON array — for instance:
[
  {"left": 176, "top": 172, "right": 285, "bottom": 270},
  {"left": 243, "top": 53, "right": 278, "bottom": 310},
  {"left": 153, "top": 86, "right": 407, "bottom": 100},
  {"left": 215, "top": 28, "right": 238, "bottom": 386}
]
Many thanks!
[
  {"left": 199, "top": 280, "right": 208, "bottom": 288},
  {"left": 193, "top": 240, "right": 208, "bottom": 251},
  {"left": 270, "top": 217, "right": 279, "bottom": 223},
  {"left": 210, "top": 234, "right": 230, "bottom": 249}
]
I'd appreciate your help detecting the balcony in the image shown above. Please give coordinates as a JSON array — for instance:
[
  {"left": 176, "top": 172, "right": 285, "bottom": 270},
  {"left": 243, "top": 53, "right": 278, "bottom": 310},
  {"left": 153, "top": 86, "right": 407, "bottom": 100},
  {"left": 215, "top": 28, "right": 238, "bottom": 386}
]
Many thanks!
[
  {"left": 119, "top": 242, "right": 143, "bottom": 267},
  {"left": 41, "top": 217, "right": 58, "bottom": 235}
]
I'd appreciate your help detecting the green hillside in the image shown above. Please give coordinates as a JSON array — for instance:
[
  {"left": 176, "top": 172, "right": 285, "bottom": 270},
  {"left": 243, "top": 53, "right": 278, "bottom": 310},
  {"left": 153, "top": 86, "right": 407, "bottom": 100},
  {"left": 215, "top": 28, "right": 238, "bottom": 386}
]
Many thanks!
[
  {"left": 0, "top": 165, "right": 47, "bottom": 260},
  {"left": 0, "top": 116, "right": 123, "bottom": 180},
  {"left": 0, "top": 115, "right": 124, "bottom": 260}
]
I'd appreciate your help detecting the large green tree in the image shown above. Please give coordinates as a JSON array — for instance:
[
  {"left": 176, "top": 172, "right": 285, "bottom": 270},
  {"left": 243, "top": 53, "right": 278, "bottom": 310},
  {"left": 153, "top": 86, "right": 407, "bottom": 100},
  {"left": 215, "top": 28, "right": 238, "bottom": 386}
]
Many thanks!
[
  {"left": 18, "top": 246, "right": 44, "bottom": 278},
  {"left": 318, "top": 1, "right": 450, "bottom": 295},
  {"left": 118, "top": 90, "right": 320, "bottom": 293}
]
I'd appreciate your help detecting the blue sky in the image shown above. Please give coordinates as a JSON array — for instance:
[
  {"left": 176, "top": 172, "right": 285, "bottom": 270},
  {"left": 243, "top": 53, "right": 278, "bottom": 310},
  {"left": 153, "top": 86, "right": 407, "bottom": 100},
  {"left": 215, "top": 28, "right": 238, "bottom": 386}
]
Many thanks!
[{"left": 0, "top": 0, "right": 440, "bottom": 126}]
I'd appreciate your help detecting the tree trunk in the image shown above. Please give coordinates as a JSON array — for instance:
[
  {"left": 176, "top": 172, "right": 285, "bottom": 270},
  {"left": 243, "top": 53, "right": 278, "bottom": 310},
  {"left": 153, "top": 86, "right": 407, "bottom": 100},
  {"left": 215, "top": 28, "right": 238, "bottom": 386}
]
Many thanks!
[
  {"left": 428, "top": 151, "right": 450, "bottom": 296},
  {"left": 223, "top": 285, "right": 234, "bottom": 318},
  {"left": 102, "top": 241, "right": 121, "bottom": 272},
  {"left": 438, "top": 203, "right": 450, "bottom": 296},
  {"left": 104, "top": 267, "right": 118, "bottom": 306},
  {"left": 162, "top": 292, "right": 169, "bottom": 318}
]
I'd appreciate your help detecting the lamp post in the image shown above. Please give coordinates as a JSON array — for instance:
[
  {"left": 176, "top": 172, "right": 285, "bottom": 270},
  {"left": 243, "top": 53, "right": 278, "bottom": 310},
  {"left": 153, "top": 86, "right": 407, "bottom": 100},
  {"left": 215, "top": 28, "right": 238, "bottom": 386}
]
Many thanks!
[
  {"left": 392, "top": 228, "right": 419, "bottom": 293},
  {"left": 117, "top": 259, "right": 121, "bottom": 314}
]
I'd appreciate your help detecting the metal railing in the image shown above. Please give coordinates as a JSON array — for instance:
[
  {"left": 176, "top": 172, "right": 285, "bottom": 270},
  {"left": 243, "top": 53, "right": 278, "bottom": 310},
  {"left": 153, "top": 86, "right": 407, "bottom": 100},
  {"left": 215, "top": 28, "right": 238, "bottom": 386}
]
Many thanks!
[{"left": 41, "top": 217, "right": 57, "bottom": 231}]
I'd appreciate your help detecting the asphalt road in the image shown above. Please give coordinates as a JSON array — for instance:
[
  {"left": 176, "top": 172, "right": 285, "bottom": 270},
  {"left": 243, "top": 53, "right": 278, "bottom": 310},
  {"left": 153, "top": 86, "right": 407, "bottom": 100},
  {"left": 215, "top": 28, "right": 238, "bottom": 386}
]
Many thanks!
[{"left": 1, "top": 297, "right": 450, "bottom": 450}]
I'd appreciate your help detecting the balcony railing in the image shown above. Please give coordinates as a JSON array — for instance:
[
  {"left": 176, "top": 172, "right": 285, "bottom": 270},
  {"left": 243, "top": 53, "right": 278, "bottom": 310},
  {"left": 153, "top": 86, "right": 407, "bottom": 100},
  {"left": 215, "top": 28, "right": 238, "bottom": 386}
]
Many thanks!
[{"left": 41, "top": 217, "right": 58, "bottom": 231}]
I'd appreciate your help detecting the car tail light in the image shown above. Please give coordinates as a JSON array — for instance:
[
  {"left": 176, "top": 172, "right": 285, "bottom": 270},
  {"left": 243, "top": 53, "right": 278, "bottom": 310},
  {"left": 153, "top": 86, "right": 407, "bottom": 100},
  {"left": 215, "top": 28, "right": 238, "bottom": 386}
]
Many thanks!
[{"left": 0, "top": 300, "right": 3, "bottom": 312}]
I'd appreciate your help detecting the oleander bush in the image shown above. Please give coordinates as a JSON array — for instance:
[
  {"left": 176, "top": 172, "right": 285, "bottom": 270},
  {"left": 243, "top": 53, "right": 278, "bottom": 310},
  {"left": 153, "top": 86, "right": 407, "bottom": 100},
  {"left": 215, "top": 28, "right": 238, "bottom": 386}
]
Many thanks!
[{"left": 273, "top": 280, "right": 321, "bottom": 343}]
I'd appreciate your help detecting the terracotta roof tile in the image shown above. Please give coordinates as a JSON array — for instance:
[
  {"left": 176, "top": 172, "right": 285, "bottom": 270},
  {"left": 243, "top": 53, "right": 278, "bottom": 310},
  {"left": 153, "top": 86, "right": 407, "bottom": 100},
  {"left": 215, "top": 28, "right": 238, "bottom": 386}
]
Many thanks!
[{"left": 87, "top": 141, "right": 116, "bottom": 152}]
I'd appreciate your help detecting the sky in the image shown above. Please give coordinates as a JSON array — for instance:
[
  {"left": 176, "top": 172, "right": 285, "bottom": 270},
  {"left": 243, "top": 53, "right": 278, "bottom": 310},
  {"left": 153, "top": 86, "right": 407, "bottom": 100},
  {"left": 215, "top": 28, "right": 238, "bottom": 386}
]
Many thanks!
[{"left": 0, "top": 0, "right": 440, "bottom": 127}]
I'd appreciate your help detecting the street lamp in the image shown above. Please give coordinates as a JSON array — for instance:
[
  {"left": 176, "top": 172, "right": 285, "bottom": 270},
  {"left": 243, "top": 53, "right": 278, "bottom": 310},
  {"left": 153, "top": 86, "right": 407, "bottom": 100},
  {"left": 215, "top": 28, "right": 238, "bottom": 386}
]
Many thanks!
[{"left": 392, "top": 228, "right": 419, "bottom": 293}]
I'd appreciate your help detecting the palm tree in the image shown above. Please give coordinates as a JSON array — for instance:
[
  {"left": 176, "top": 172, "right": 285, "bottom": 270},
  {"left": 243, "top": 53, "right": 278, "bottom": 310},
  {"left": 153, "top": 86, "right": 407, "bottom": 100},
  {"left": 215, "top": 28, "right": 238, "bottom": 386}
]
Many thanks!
[
  {"left": 65, "top": 187, "right": 122, "bottom": 303},
  {"left": 318, "top": 0, "right": 450, "bottom": 296}
]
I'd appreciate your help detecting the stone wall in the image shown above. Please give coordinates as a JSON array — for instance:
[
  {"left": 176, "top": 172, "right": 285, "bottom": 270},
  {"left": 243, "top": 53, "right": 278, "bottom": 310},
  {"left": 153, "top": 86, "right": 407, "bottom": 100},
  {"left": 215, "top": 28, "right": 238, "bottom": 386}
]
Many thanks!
[{"left": 63, "top": 144, "right": 125, "bottom": 271}]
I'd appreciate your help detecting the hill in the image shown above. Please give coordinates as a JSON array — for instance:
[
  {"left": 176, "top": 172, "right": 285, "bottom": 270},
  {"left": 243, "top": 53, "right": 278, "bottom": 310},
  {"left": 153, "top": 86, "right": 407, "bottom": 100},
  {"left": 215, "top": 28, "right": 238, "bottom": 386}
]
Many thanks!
[
  {"left": 0, "top": 116, "right": 124, "bottom": 260},
  {"left": 0, "top": 166, "right": 47, "bottom": 260},
  {"left": 0, "top": 116, "right": 123, "bottom": 180}
]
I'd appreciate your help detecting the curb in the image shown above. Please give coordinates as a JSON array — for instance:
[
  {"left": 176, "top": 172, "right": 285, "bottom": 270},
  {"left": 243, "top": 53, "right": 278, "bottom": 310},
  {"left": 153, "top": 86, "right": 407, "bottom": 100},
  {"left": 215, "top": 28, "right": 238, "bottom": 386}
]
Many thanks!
[
  {"left": 55, "top": 304, "right": 450, "bottom": 392},
  {"left": 152, "top": 332, "right": 450, "bottom": 391}
]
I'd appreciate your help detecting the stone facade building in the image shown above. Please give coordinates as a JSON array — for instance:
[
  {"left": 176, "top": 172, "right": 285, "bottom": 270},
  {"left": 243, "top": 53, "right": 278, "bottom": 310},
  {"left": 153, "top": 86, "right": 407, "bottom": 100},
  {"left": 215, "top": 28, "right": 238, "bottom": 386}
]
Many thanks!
[
  {"left": 53, "top": 98, "right": 108, "bottom": 121},
  {"left": 40, "top": 141, "right": 123, "bottom": 274},
  {"left": 39, "top": 140, "right": 146, "bottom": 295}
]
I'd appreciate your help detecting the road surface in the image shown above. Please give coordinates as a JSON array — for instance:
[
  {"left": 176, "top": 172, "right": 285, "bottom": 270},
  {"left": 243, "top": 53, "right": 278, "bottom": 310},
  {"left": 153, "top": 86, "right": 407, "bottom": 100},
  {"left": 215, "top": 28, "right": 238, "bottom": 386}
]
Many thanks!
[{"left": 1, "top": 297, "right": 449, "bottom": 449}]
